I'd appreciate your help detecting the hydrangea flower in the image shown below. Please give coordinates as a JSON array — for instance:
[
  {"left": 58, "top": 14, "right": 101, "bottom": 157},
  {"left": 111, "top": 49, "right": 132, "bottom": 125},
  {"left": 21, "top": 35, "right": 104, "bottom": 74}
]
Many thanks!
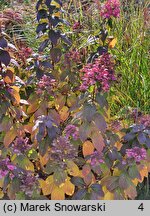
[
  {"left": 20, "top": 171, "right": 39, "bottom": 197},
  {"left": 100, "top": 0, "right": 120, "bottom": 19},
  {"left": 11, "top": 137, "right": 31, "bottom": 154},
  {"left": 126, "top": 147, "right": 147, "bottom": 162},
  {"left": 50, "top": 136, "right": 77, "bottom": 162},
  {"left": 80, "top": 53, "right": 116, "bottom": 91},
  {"left": 0, "top": 157, "right": 16, "bottom": 179},
  {"left": 90, "top": 151, "right": 104, "bottom": 166},
  {"left": 36, "top": 75, "right": 56, "bottom": 95},
  {"left": 64, "top": 124, "right": 79, "bottom": 140}
]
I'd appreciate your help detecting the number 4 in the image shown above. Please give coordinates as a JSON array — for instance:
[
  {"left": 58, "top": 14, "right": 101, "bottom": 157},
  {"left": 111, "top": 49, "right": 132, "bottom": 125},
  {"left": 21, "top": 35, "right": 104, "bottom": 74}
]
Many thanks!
[{"left": 138, "top": 203, "right": 144, "bottom": 211}]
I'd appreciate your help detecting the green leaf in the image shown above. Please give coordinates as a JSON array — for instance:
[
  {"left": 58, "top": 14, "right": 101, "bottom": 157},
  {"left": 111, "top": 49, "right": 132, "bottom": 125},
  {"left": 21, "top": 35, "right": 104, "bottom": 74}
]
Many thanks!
[
  {"left": 71, "top": 177, "right": 86, "bottom": 187},
  {"left": 128, "top": 165, "right": 141, "bottom": 179},
  {"left": 53, "top": 169, "right": 67, "bottom": 186},
  {"left": 4, "top": 128, "right": 17, "bottom": 148},
  {"left": 119, "top": 173, "right": 131, "bottom": 190},
  {"left": 14, "top": 155, "right": 34, "bottom": 171}
]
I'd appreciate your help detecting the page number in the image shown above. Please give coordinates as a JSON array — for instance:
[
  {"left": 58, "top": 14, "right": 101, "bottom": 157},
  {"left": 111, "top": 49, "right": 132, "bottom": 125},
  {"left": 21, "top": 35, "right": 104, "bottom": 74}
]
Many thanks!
[{"left": 138, "top": 203, "right": 144, "bottom": 211}]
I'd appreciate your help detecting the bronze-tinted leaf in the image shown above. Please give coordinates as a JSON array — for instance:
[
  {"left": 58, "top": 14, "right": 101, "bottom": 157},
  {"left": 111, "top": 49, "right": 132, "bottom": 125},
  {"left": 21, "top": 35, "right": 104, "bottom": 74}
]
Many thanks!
[
  {"left": 83, "top": 140, "right": 94, "bottom": 157},
  {"left": 4, "top": 128, "right": 17, "bottom": 148},
  {"left": 91, "top": 131, "right": 105, "bottom": 153}
]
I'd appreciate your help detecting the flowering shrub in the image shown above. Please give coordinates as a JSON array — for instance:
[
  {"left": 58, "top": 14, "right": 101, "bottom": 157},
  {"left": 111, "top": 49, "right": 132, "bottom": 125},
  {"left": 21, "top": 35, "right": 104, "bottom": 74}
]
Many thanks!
[{"left": 0, "top": 0, "right": 149, "bottom": 200}]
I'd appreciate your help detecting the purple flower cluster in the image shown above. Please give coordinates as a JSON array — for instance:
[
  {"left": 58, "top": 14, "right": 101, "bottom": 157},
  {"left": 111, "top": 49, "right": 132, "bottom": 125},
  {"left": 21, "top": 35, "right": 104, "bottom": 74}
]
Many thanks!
[
  {"left": 0, "top": 157, "right": 16, "bottom": 179},
  {"left": 126, "top": 147, "right": 147, "bottom": 162},
  {"left": 20, "top": 171, "right": 39, "bottom": 197},
  {"left": 11, "top": 137, "right": 31, "bottom": 154},
  {"left": 50, "top": 136, "right": 77, "bottom": 163},
  {"left": 64, "top": 124, "right": 79, "bottom": 140},
  {"left": 36, "top": 75, "right": 56, "bottom": 95},
  {"left": 90, "top": 151, "right": 104, "bottom": 166},
  {"left": 80, "top": 53, "right": 116, "bottom": 91},
  {"left": 100, "top": 0, "right": 120, "bottom": 19}
]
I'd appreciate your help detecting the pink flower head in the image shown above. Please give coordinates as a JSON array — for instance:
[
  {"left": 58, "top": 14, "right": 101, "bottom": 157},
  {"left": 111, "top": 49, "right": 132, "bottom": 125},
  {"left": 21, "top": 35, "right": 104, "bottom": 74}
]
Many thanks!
[
  {"left": 36, "top": 75, "right": 56, "bottom": 95},
  {"left": 100, "top": 0, "right": 120, "bottom": 19},
  {"left": 80, "top": 53, "right": 116, "bottom": 92},
  {"left": 126, "top": 147, "right": 147, "bottom": 162}
]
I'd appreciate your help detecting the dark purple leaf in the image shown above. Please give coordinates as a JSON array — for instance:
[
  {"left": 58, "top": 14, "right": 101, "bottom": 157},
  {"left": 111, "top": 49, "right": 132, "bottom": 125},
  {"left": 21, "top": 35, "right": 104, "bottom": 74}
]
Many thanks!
[
  {"left": 124, "top": 132, "right": 136, "bottom": 142},
  {"left": 45, "top": 0, "right": 52, "bottom": 6},
  {"left": 37, "top": 9, "right": 48, "bottom": 21},
  {"left": 97, "top": 46, "right": 108, "bottom": 55},
  {"left": 0, "top": 49, "right": 11, "bottom": 66},
  {"left": 38, "top": 39, "right": 49, "bottom": 52},
  {"left": 137, "top": 132, "right": 147, "bottom": 144},
  {"left": 47, "top": 126, "right": 59, "bottom": 140},
  {"left": 36, "top": 23, "right": 47, "bottom": 34},
  {"left": 41, "top": 61, "right": 53, "bottom": 69},
  {"left": 132, "top": 125, "right": 145, "bottom": 133},
  {"left": 49, "top": 30, "right": 61, "bottom": 46},
  {"left": 36, "top": 0, "right": 42, "bottom": 10},
  {"left": 49, "top": 17, "right": 60, "bottom": 27},
  {"left": 39, "top": 123, "right": 46, "bottom": 136},
  {"left": 45, "top": 119, "right": 52, "bottom": 128},
  {"left": 0, "top": 37, "right": 8, "bottom": 48},
  {"left": 36, "top": 68, "right": 44, "bottom": 79}
]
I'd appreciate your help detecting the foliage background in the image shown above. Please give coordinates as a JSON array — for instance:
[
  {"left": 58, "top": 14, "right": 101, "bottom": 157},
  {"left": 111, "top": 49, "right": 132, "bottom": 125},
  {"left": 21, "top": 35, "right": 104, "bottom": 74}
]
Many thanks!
[{"left": 0, "top": 0, "right": 149, "bottom": 200}]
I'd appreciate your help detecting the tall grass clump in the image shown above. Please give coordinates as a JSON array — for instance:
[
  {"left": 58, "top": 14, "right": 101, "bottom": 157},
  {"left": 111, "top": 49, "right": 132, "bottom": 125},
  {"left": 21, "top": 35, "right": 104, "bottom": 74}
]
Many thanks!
[{"left": 109, "top": 0, "right": 150, "bottom": 115}]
